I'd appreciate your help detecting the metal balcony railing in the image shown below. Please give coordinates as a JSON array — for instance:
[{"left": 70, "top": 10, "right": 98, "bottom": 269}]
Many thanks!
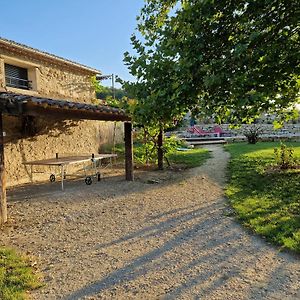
[{"left": 5, "top": 76, "right": 32, "bottom": 90}]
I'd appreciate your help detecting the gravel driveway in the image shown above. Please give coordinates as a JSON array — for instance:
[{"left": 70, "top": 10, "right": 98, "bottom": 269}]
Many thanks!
[{"left": 0, "top": 145, "right": 299, "bottom": 299}]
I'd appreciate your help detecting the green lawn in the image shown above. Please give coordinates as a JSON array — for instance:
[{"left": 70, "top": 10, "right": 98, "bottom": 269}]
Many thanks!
[
  {"left": 167, "top": 148, "right": 211, "bottom": 168},
  {"left": 105, "top": 143, "right": 211, "bottom": 169},
  {"left": 0, "top": 247, "right": 42, "bottom": 300},
  {"left": 225, "top": 142, "right": 300, "bottom": 253}
]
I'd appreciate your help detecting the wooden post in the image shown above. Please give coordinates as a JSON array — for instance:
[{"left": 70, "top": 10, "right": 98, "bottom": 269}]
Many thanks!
[
  {"left": 0, "top": 113, "right": 7, "bottom": 225},
  {"left": 124, "top": 122, "right": 134, "bottom": 181},
  {"left": 157, "top": 128, "right": 163, "bottom": 170}
]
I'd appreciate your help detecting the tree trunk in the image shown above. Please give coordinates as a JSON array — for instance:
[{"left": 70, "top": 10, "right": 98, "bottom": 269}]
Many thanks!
[
  {"left": 0, "top": 113, "right": 7, "bottom": 225},
  {"left": 124, "top": 122, "right": 134, "bottom": 181},
  {"left": 157, "top": 128, "right": 163, "bottom": 170},
  {"left": 144, "top": 128, "right": 149, "bottom": 165}
]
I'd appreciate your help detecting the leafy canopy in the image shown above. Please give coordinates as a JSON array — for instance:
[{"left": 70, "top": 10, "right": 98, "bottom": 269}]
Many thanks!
[{"left": 124, "top": 0, "right": 300, "bottom": 124}]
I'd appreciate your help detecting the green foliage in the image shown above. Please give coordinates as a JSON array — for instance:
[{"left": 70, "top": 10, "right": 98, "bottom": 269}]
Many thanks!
[
  {"left": 121, "top": 1, "right": 188, "bottom": 129},
  {"left": 96, "top": 87, "right": 128, "bottom": 101},
  {"left": 0, "top": 247, "right": 42, "bottom": 300},
  {"left": 91, "top": 75, "right": 128, "bottom": 106},
  {"left": 134, "top": 129, "right": 182, "bottom": 165},
  {"left": 126, "top": 0, "right": 300, "bottom": 124},
  {"left": 91, "top": 75, "right": 103, "bottom": 94},
  {"left": 163, "top": 135, "right": 184, "bottom": 155},
  {"left": 104, "top": 141, "right": 210, "bottom": 169},
  {"left": 121, "top": 58, "right": 186, "bottom": 129},
  {"left": 104, "top": 96, "right": 122, "bottom": 108},
  {"left": 100, "top": 143, "right": 125, "bottom": 159},
  {"left": 225, "top": 142, "right": 300, "bottom": 253},
  {"left": 134, "top": 141, "right": 156, "bottom": 165},
  {"left": 134, "top": 127, "right": 160, "bottom": 165},
  {"left": 274, "top": 143, "right": 297, "bottom": 169}
]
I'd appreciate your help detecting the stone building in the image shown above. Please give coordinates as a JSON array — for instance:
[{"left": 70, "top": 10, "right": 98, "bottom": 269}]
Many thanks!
[{"left": 0, "top": 38, "right": 131, "bottom": 188}]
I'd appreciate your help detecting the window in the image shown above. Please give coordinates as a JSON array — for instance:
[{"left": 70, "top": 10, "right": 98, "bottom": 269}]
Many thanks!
[{"left": 4, "top": 63, "right": 32, "bottom": 90}]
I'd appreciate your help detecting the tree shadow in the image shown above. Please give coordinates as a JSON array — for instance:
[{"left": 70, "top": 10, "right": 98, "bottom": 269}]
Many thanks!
[
  {"left": 242, "top": 250, "right": 300, "bottom": 300},
  {"left": 4, "top": 144, "right": 299, "bottom": 299},
  {"left": 63, "top": 199, "right": 298, "bottom": 300},
  {"left": 65, "top": 212, "right": 299, "bottom": 300},
  {"left": 64, "top": 202, "right": 237, "bottom": 300},
  {"left": 94, "top": 202, "right": 220, "bottom": 249},
  {"left": 6, "top": 157, "right": 219, "bottom": 204}
]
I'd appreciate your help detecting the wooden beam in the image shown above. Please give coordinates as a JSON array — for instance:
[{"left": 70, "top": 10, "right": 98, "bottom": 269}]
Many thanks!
[
  {"left": 124, "top": 122, "right": 134, "bottom": 181},
  {"left": 0, "top": 113, "right": 7, "bottom": 225}
]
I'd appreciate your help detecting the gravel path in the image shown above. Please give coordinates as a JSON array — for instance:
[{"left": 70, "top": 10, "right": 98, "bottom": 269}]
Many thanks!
[{"left": 0, "top": 145, "right": 299, "bottom": 299}]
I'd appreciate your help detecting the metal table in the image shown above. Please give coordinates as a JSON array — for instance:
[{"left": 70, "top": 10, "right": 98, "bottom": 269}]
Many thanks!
[{"left": 23, "top": 153, "right": 117, "bottom": 190}]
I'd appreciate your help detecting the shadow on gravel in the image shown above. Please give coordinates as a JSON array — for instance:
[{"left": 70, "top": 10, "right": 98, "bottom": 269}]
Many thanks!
[
  {"left": 7, "top": 145, "right": 222, "bottom": 204},
  {"left": 7, "top": 166, "right": 216, "bottom": 205},
  {"left": 5, "top": 145, "right": 299, "bottom": 299},
  {"left": 95, "top": 203, "right": 217, "bottom": 249},
  {"left": 6, "top": 173, "right": 125, "bottom": 202},
  {"left": 65, "top": 200, "right": 298, "bottom": 300},
  {"left": 65, "top": 202, "right": 233, "bottom": 299}
]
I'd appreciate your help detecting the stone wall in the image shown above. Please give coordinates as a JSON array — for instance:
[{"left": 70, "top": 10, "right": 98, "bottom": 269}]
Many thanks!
[
  {"left": 3, "top": 116, "right": 124, "bottom": 187},
  {"left": 0, "top": 46, "right": 95, "bottom": 101},
  {"left": 213, "top": 124, "right": 300, "bottom": 136},
  {"left": 37, "top": 66, "right": 95, "bottom": 102},
  {"left": 0, "top": 45, "right": 124, "bottom": 187}
]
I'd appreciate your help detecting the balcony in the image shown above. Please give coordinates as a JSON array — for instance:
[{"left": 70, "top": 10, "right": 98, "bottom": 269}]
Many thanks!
[{"left": 5, "top": 75, "right": 32, "bottom": 90}]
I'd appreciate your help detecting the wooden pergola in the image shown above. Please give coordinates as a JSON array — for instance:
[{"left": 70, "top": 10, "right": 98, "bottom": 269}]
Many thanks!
[{"left": 0, "top": 92, "right": 134, "bottom": 224}]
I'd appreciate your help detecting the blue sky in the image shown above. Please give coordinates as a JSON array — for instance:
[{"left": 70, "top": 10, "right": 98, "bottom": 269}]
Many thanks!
[{"left": 0, "top": 0, "right": 144, "bottom": 87}]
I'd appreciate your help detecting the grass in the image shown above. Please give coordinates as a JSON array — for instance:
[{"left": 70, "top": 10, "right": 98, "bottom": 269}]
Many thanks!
[
  {"left": 102, "top": 143, "right": 211, "bottom": 169},
  {"left": 167, "top": 148, "right": 211, "bottom": 168},
  {"left": 225, "top": 142, "right": 300, "bottom": 253},
  {"left": 0, "top": 247, "right": 42, "bottom": 300}
]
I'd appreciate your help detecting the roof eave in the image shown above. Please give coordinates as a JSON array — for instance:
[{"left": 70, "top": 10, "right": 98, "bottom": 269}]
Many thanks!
[
  {"left": 0, "top": 38, "right": 101, "bottom": 74},
  {"left": 0, "top": 92, "right": 131, "bottom": 122}
]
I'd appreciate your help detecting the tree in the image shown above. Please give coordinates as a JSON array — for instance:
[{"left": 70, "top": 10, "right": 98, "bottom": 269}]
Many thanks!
[
  {"left": 121, "top": 34, "right": 187, "bottom": 169},
  {"left": 126, "top": 0, "right": 299, "bottom": 125},
  {"left": 121, "top": 2, "right": 200, "bottom": 168},
  {"left": 96, "top": 86, "right": 128, "bottom": 101}
]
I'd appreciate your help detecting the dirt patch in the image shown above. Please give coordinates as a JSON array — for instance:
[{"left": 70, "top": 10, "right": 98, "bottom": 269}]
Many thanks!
[{"left": 0, "top": 145, "right": 299, "bottom": 299}]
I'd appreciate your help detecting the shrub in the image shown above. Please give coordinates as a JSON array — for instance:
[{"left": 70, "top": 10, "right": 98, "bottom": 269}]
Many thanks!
[
  {"left": 274, "top": 143, "right": 297, "bottom": 169},
  {"left": 134, "top": 128, "right": 183, "bottom": 165},
  {"left": 243, "top": 125, "right": 263, "bottom": 144}
]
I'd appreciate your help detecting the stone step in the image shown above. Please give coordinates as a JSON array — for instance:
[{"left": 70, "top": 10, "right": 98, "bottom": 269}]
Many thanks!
[
  {"left": 188, "top": 140, "right": 227, "bottom": 145},
  {"left": 184, "top": 137, "right": 225, "bottom": 142}
]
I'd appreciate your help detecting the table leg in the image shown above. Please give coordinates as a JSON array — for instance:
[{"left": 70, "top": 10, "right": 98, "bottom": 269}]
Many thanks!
[
  {"left": 94, "top": 160, "right": 97, "bottom": 176},
  {"left": 61, "top": 165, "right": 64, "bottom": 191}
]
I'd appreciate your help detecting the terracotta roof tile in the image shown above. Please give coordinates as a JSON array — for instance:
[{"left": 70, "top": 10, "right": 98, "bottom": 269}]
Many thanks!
[{"left": 0, "top": 92, "right": 130, "bottom": 121}]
